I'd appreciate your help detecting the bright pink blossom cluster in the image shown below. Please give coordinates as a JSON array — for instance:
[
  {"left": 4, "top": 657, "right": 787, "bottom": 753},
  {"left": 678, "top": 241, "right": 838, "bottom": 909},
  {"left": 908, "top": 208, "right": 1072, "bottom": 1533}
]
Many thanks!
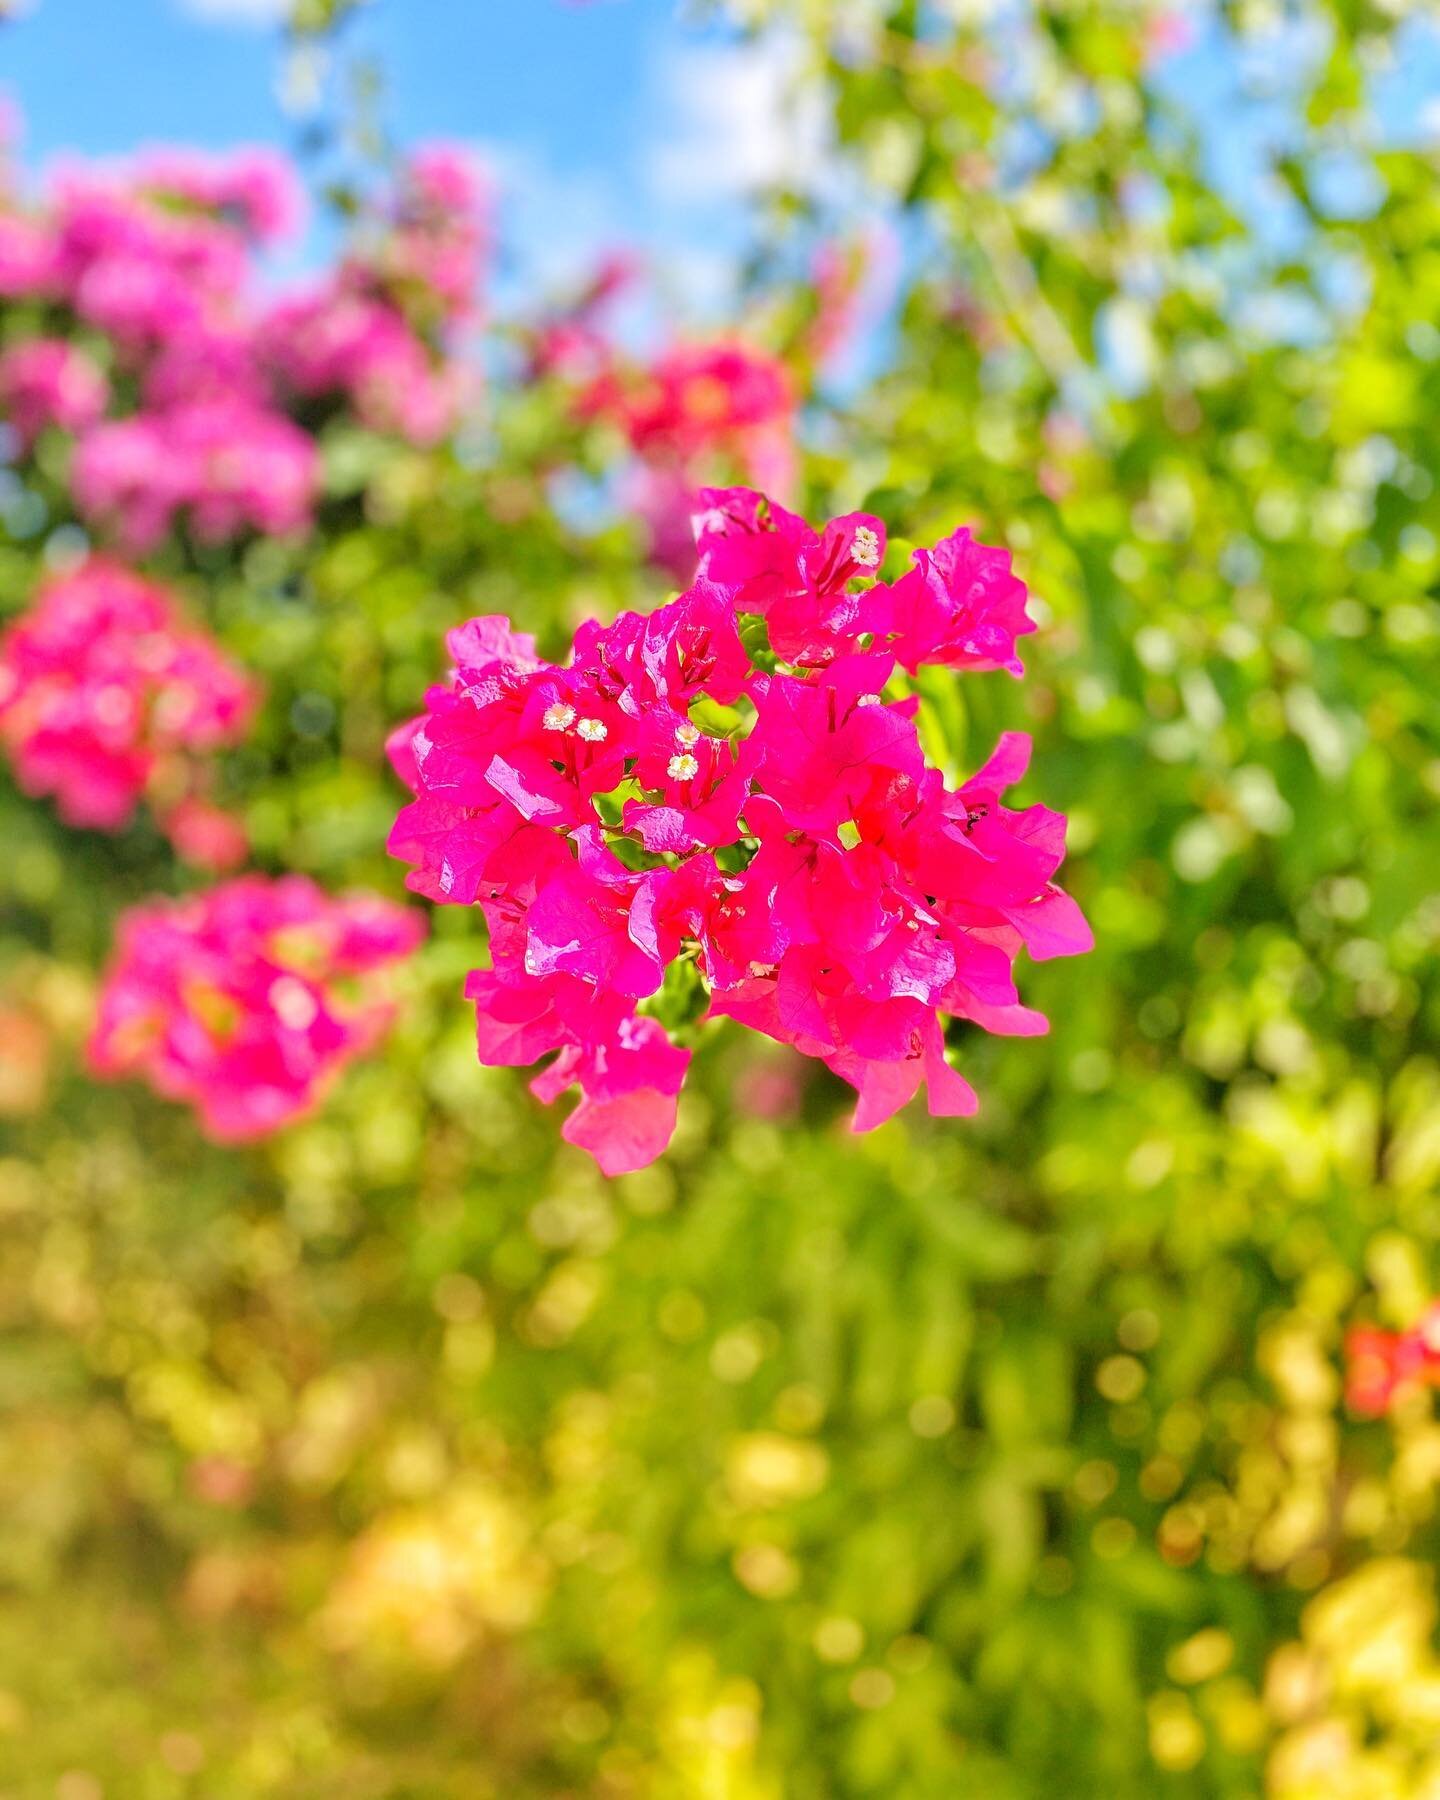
[
  {"left": 0, "top": 558, "right": 256, "bottom": 855},
  {"left": 1345, "top": 1306, "right": 1440, "bottom": 1416},
  {"left": 0, "top": 124, "right": 488, "bottom": 546},
  {"left": 389, "top": 487, "right": 1090, "bottom": 1175},
  {"left": 89, "top": 875, "right": 424, "bottom": 1140}
]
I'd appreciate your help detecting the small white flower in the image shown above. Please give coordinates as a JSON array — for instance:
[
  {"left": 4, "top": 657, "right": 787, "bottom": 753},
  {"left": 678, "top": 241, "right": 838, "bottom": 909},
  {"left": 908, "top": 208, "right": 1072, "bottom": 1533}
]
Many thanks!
[
  {"left": 851, "top": 525, "right": 881, "bottom": 568},
  {"left": 675, "top": 721, "right": 701, "bottom": 747},
  {"left": 667, "top": 752, "right": 699, "bottom": 780},
  {"left": 576, "top": 717, "right": 608, "bottom": 742},
  {"left": 855, "top": 693, "right": 881, "bottom": 707},
  {"left": 542, "top": 702, "right": 577, "bottom": 731}
]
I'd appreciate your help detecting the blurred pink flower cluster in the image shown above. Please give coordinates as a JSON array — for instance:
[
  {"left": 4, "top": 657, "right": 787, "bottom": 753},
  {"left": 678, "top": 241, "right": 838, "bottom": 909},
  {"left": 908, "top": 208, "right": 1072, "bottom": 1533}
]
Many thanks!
[
  {"left": 89, "top": 875, "right": 424, "bottom": 1140},
  {"left": 1346, "top": 1309, "right": 1440, "bottom": 1416},
  {"left": 261, "top": 143, "right": 487, "bottom": 446},
  {"left": 0, "top": 124, "right": 463, "bottom": 1139},
  {"left": 389, "top": 486, "right": 1090, "bottom": 1175},
  {"left": 0, "top": 558, "right": 256, "bottom": 856},
  {"left": 579, "top": 339, "right": 797, "bottom": 574},
  {"left": 0, "top": 122, "right": 489, "bottom": 547},
  {"left": 0, "top": 337, "right": 108, "bottom": 447}
]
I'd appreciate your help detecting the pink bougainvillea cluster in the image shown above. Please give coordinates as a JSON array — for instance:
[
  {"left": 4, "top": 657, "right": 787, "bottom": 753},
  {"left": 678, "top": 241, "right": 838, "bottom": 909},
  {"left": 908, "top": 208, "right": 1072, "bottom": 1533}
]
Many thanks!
[
  {"left": 0, "top": 558, "right": 256, "bottom": 858},
  {"left": 1345, "top": 1307, "right": 1440, "bottom": 1416},
  {"left": 0, "top": 120, "right": 472, "bottom": 1139},
  {"left": 88, "top": 876, "right": 423, "bottom": 1140},
  {"left": 0, "top": 125, "right": 489, "bottom": 549},
  {"left": 3, "top": 123, "right": 1087, "bottom": 1168},
  {"left": 388, "top": 486, "right": 1091, "bottom": 1175}
]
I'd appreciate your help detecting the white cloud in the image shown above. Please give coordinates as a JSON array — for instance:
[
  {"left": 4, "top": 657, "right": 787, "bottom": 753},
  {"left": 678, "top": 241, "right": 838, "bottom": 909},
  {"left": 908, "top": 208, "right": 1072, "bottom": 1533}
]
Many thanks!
[
  {"left": 646, "top": 35, "right": 829, "bottom": 205},
  {"left": 173, "top": 0, "right": 290, "bottom": 26}
]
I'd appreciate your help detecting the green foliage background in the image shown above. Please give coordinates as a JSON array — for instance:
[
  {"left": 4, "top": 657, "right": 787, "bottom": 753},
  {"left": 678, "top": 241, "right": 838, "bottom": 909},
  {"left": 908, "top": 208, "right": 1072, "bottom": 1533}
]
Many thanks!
[{"left": 1, "top": 2, "right": 1438, "bottom": 1794}]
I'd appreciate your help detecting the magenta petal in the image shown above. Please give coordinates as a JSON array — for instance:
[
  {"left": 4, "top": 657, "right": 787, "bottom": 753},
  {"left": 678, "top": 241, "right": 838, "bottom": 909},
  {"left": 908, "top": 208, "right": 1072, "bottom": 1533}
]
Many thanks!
[
  {"left": 963, "top": 731, "right": 1033, "bottom": 797},
  {"left": 921, "top": 1022, "right": 980, "bottom": 1117},
  {"left": 484, "top": 751, "right": 575, "bottom": 824},
  {"left": 842, "top": 1054, "right": 925, "bottom": 1132},
  {"left": 467, "top": 969, "right": 571, "bottom": 1067},
  {"left": 445, "top": 614, "right": 539, "bottom": 673},
  {"left": 560, "top": 1018, "right": 690, "bottom": 1176},
  {"left": 1007, "top": 887, "right": 1094, "bottom": 961}
]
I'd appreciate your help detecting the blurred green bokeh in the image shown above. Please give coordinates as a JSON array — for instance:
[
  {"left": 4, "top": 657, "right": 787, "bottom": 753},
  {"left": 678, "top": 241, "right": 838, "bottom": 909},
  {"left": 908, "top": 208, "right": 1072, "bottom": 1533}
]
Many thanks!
[{"left": 2, "top": 2, "right": 1439, "bottom": 1795}]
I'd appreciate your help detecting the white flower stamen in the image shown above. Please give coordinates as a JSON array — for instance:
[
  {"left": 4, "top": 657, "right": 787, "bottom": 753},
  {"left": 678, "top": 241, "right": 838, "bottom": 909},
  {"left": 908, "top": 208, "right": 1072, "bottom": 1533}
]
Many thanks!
[
  {"left": 667, "top": 752, "right": 699, "bottom": 780},
  {"left": 542, "top": 702, "right": 576, "bottom": 731},
  {"left": 674, "top": 721, "right": 701, "bottom": 747},
  {"left": 851, "top": 525, "right": 881, "bottom": 568},
  {"left": 576, "top": 717, "right": 608, "bottom": 742}
]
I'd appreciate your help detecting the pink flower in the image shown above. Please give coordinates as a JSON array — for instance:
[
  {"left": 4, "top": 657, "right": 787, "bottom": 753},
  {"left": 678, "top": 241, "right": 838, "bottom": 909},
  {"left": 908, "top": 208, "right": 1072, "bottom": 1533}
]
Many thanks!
[
  {"left": 1144, "top": 11, "right": 1196, "bottom": 65},
  {"left": 694, "top": 488, "right": 1035, "bottom": 675},
  {"left": 0, "top": 114, "right": 487, "bottom": 544},
  {"left": 1345, "top": 1304, "right": 1440, "bottom": 1416},
  {"left": 470, "top": 968, "right": 690, "bottom": 1176},
  {"left": 47, "top": 169, "right": 248, "bottom": 350},
  {"left": 0, "top": 338, "right": 108, "bottom": 447},
  {"left": 580, "top": 342, "right": 797, "bottom": 567},
  {"left": 260, "top": 284, "right": 472, "bottom": 445},
  {"left": 0, "top": 559, "right": 258, "bottom": 832},
  {"left": 73, "top": 398, "right": 317, "bottom": 550},
  {"left": 879, "top": 527, "right": 1036, "bottom": 676},
  {"left": 130, "top": 145, "right": 305, "bottom": 244},
  {"left": 0, "top": 209, "right": 59, "bottom": 299},
  {"left": 89, "top": 876, "right": 424, "bottom": 1141},
  {"left": 389, "top": 492, "right": 1090, "bottom": 1175},
  {"left": 384, "top": 143, "right": 490, "bottom": 321},
  {"left": 160, "top": 797, "right": 250, "bottom": 872},
  {"left": 694, "top": 486, "right": 888, "bottom": 665},
  {"left": 584, "top": 341, "right": 794, "bottom": 468}
]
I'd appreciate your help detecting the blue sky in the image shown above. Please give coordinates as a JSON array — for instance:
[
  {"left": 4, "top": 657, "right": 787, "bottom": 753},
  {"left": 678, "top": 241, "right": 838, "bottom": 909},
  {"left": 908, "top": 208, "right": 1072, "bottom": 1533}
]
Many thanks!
[
  {"left": 2, "top": 0, "right": 811, "bottom": 310},
  {"left": 5, "top": 0, "right": 1436, "bottom": 333}
]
